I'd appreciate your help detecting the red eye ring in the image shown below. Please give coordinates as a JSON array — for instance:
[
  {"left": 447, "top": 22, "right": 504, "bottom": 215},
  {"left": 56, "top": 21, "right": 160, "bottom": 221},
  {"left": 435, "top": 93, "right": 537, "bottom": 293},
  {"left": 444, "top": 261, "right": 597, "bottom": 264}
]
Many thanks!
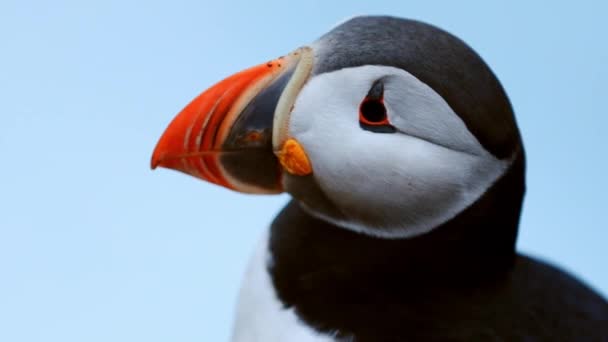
[{"left": 359, "top": 98, "right": 390, "bottom": 126}]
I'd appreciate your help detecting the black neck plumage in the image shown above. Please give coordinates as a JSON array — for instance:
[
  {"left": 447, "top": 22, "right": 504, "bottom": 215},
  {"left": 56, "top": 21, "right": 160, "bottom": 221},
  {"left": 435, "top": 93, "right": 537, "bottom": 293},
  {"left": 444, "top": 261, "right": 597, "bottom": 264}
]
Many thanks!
[{"left": 268, "top": 153, "right": 525, "bottom": 339}]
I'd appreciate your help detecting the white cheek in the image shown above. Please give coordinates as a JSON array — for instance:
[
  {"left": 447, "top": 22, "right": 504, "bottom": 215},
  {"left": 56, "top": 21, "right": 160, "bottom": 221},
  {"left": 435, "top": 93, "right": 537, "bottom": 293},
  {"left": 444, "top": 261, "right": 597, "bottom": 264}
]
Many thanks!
[
  {"left": 312, "top": 134, "right": 505, "bottom": 236},
  {"left": 288, "top": 66, "right": 510, "bottom": 238},
  {"left": 300, "top": 117, "right": 506, "bottom": 236}
]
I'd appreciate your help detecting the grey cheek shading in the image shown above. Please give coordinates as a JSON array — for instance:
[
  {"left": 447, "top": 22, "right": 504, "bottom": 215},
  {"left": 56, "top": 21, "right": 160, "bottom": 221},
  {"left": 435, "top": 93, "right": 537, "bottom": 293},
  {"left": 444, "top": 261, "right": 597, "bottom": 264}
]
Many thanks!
[
  {"left": 366, "top": 79, "right": 384, "bottom": 100},
  {"left": 382, "top": 71, "right": 489, "bottom": 157}
]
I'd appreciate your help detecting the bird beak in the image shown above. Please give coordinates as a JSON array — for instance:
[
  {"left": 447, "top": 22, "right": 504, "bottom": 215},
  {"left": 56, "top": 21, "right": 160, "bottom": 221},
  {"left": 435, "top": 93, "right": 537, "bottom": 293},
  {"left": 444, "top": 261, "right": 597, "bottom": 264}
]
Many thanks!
[{"left": 151, "top": 47, "right": 314, "bottom": 194}]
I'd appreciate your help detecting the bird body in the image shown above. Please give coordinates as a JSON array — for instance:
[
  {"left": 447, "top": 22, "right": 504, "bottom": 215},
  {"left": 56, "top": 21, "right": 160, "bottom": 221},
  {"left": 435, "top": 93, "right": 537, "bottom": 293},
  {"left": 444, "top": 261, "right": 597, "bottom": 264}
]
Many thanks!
[
  {"left": 232, "top": 202, "right": 608, "bottom": 341},
  {"left": 152, "top": 16, "right": 608, "bottom": 341}
]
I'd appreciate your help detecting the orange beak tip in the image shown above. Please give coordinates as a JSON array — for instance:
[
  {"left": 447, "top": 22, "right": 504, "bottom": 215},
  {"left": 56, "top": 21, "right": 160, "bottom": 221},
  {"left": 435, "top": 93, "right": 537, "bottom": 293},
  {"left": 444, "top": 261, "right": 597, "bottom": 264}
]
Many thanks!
[{"left": 150, "top": 150, "right": 164, "bottom": 170}]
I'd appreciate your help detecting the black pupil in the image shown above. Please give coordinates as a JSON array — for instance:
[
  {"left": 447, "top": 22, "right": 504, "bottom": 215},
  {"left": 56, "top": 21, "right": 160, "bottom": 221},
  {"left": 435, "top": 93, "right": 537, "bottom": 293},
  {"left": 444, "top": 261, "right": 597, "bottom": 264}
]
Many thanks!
[{"left": 360, "top": 100, "right": 386, "bottom": 123}]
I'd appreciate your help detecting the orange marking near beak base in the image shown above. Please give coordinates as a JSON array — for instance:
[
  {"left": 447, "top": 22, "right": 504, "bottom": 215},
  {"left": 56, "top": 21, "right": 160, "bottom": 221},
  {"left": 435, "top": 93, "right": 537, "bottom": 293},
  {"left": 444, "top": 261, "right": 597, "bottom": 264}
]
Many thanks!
[{"left": 276, "top": 138, "right": 312, "bottom": 176}]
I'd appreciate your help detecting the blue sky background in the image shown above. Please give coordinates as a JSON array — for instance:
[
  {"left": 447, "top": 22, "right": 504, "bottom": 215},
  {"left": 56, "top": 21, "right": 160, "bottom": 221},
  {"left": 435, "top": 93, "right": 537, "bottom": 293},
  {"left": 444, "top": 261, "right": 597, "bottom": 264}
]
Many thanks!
[{"left": 1, "top": 1, "right": 606, "bottom": 341}]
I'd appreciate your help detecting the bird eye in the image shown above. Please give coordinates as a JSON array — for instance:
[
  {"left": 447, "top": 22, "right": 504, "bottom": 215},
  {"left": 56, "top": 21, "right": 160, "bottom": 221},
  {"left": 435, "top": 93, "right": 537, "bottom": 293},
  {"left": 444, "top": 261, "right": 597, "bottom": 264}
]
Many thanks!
[
  {"left": 360, "top": 99, "right": 388, "bottom": 125},
  {"left": 359, "top": 80, "right": 395, "bottom": 133}
]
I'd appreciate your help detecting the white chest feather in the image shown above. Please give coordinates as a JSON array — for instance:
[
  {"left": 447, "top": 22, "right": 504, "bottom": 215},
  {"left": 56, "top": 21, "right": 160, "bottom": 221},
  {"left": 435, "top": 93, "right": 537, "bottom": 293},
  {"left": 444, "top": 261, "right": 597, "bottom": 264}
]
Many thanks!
[{"left": 231, "top": 233, "right": 335, "bottom": 342}]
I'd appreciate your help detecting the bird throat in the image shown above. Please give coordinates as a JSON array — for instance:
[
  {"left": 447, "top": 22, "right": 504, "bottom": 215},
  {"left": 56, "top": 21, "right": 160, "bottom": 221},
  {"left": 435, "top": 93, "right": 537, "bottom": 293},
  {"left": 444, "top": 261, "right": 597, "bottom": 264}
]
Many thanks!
[{"left": 267, "top": 153, "right": 525, "bottom": 339}]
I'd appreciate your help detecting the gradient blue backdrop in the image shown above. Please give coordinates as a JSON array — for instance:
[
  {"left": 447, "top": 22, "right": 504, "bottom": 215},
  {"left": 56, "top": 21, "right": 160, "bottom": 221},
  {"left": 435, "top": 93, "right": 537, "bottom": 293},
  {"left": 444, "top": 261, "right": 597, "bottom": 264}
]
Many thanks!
[{"left": 1, "top": 1, "right": 606, "bottom": 341}]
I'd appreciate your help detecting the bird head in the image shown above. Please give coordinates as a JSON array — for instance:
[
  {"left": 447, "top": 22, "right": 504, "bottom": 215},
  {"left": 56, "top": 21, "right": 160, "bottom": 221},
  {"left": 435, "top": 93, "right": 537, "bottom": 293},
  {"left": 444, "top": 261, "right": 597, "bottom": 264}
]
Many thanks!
[{"left": 151, "top": 16, "right": 524, "bottom": 239}]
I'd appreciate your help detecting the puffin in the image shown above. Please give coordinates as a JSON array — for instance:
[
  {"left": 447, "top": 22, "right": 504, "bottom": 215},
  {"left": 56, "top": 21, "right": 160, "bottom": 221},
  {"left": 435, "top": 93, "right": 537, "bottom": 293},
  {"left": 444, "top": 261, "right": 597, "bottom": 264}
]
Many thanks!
[{"left": 151, "top": 16, "right": 608, "bottom": 341}]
